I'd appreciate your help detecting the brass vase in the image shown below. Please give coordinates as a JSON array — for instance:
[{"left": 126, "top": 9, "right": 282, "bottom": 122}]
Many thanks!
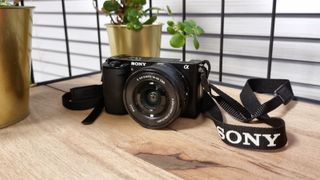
[
  {"left": 106, "top": 24, "right": 162, "bottom": 57},
  {"left": 0, "top": 6, "right": 34, "bottom": 128}
]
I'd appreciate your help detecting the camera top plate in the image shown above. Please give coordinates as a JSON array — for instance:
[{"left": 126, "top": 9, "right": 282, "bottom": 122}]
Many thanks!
[{"left": 106, "top": 55, "right": 203, "bottom": 66}]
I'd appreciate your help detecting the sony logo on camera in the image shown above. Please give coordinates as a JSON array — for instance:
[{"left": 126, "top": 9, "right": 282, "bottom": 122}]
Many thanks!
[{"left": 131, "top": 62, "right": 147, "bottom": 67}]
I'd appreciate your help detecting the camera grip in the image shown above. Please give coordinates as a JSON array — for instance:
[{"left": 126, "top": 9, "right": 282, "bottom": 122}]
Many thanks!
[{"left": 103, "top": 63, "right": 130, "bottom": 114}]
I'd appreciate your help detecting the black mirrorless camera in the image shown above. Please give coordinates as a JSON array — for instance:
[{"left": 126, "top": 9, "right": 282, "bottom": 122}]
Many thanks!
[
  {"left": 63, "top": 54, "right": 293, "bottom": 150},
  {"left": 102, "top": 55, "right": 209, "bottom": 129}
]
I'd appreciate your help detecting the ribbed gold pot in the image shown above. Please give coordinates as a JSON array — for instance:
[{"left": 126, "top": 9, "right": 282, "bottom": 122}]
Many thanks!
[
  {"left": 0, "top": 6, "right": 34, "bottom": 128},
  {"left": 106, "top": 24, "right": 162, "bottom": 57}
]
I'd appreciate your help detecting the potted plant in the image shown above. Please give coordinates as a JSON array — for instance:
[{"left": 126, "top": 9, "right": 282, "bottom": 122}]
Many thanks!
[
  {"left": 0, "top": 0, "right": 34, "bottom": 128},
  {"left": 95, "top": 0, "right": 204, "bottom": 57}
]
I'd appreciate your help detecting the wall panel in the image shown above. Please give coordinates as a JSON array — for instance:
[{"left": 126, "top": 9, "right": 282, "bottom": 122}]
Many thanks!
[{"left": 25, "top": 0, "right": 320, "bottom": 102}]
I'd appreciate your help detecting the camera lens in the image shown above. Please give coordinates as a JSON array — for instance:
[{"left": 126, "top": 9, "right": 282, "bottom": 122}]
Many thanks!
[
  {"left": 141, "top": 85, "right": 163, "bottom": 109},
  {"left": 123, "top": 63, "right": 188, "bottom": 129},
  {"left": 146, "top": 91, "right": 160, "bottom": 106},
  {"left": 136, "top": 81, "right": 167, "bottom": 115}
]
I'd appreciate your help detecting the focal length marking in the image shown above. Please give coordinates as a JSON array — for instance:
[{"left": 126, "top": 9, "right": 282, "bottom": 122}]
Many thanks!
[{"left": 136, "top": 75, "right": 166, "bottom": 85}]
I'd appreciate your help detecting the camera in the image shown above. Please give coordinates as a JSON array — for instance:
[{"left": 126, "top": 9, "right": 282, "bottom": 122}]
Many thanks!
[
  {"left": 63, "top": 54, "right": 293, "bottom": 150},
  {"left": 102, "top": 55, "right": 208, "bottom": 129}
]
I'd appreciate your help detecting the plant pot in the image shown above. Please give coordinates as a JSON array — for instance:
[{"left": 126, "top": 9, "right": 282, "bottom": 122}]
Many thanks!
[
  {"left": 106, "top": 24, "right": 162, "bottom": 57},
  {"left": 0, "top": 6, "right": 34, "bottom": 128}
]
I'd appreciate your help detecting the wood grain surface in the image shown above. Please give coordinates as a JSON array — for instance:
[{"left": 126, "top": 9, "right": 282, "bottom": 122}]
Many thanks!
[{"left": 0, "top": 74, "right": 319, "bottom": 180}]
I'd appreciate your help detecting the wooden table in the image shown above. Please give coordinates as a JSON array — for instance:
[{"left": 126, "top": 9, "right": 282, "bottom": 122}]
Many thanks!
[{"left": 1, "top": 74, "right": 319, "bottom": 179}]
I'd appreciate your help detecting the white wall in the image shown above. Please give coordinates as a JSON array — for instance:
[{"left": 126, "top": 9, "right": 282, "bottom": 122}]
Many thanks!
[{"left": 26, "top": 0, "right": 320, "bottom": 101}]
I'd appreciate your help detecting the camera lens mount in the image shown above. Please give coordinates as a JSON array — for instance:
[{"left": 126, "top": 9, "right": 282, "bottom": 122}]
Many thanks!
[{"left": 123, "top": 63, "right": 188, "bottom": 129}]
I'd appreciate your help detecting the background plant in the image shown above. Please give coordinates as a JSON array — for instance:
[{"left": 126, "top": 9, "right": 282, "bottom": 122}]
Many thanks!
[
  {"left": 100, "top": 0, "right": 205, "bottom": 50},
  {"left": 166, "top": 7, "right": 204, "bottom": 50},
  {"left": 100, "top": 0, "right": 160, "bottom": 31},
  {"left": 0, "top": 0, "right": 20, "bottom": 6},
  {"left": 167, "top": 20, "right": 204, "bottom": 50}
]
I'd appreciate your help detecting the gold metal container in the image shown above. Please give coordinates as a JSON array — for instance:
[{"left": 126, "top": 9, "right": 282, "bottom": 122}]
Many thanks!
[
  {"left": 0, "top": 6, "right": 34, "bottom": 128},
  {"left": 106, "top": 24, "right": 162, "bottom": 57}
]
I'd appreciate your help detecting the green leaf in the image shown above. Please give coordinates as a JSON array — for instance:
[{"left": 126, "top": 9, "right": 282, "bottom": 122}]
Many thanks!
[
  {"left": 132, "top": 0, "right": 146, "bottom": 5},
  {"left": 170, "top": 33, "right": 185, "bottom": 48},
  {"left": 167, "top": 26, "right": 176, "bottom": 34},
  {"left": 127, "top": 23, "right": 134, "bottom": 30},
  {"left": 193, "top": 36, "right": 200, "bottom": 50},
  {"left": 0, "top": 0, "right": 11, "bottom": 6},
  {"left": 133, "top": 23, "right": 143, "bottom": 30},
  {"left": 143, "top": 16, "right": 157, "bottom": 25},
  {"left": 127, "top": 8, "right": 139, "bottom": 17},
  {"left": 184, "top": 26, "right": 193, "bottom": 35},
  {"left": 144, "top": 7, "right": 162, "bottom": 15},
  {"left": 127, "top": 15, "right": 138, "bottom": 23},
  {"left": 177, "top": 22, "right": 185, "bottom": 31},
  {"left": 184, "top": 20, "right": 196, "bottom": 27},
  {"left": 103, "top": 0, "right": 121, "bottom": 12},
  {"left": 167, "top": 21, "right": 174, "bottom": 26},
  {"left": 126, "top": 8, "right": 139, "bottom": 21},
  {"left": 195, "top": 26, "right": 205, "bottom": 35},
  {"left": 166, "top": 6, "right": 172, "bottom": 16}
]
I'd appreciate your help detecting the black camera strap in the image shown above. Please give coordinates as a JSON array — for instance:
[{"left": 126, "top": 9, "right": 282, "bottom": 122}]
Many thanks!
[
  {"left": 62, "top": 85, "right": 104, "bottom": 125},
  {"left": 199, "top": 64, "right": 294, "bottom": 150}
]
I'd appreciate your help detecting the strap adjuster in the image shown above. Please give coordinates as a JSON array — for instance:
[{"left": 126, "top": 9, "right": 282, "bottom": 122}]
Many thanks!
[{"left": 274, "top": 81, "right": 294, "bottom": 105}]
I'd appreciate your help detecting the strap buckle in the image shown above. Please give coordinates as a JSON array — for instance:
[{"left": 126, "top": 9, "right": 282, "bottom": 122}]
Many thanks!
[{"left": 274, "top": 81, "right": 294, "bottom": 105}]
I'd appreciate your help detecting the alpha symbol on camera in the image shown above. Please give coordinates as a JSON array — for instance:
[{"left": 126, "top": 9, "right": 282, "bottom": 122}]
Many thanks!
[{"left": 183, "top": 65, "right": 190, "bottom": 69}]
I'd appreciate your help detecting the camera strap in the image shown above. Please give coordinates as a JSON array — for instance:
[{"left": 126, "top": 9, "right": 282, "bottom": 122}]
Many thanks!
[
  {"left": 62, "top": 85, "right": 104, "bottom": 125},
  {"left": 199, "top": 65, "right": 294, "bottom": 150}
]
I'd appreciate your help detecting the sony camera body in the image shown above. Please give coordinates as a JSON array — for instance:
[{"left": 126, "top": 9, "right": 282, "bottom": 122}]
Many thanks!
[{"left": 102, "top": 55, "right": 207, "bottom": 129}]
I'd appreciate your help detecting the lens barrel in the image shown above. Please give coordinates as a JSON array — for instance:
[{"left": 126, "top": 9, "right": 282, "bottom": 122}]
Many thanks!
[{"left": 123, "top": 63, "right": 188, "bottom": 129}]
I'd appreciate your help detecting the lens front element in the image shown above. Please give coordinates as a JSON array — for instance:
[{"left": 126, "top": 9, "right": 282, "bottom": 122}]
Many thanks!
[{"left": 139, "top": 81, "right": 167, "bottom": 113}]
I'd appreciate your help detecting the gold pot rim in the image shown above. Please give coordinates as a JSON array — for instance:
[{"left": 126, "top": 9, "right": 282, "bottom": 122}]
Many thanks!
[
  {"left": 0, "top": 6, "right": 35, "bottom": 9},
  {"left": 106, "top": 23, "right": 163, "bottom": 28}
]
